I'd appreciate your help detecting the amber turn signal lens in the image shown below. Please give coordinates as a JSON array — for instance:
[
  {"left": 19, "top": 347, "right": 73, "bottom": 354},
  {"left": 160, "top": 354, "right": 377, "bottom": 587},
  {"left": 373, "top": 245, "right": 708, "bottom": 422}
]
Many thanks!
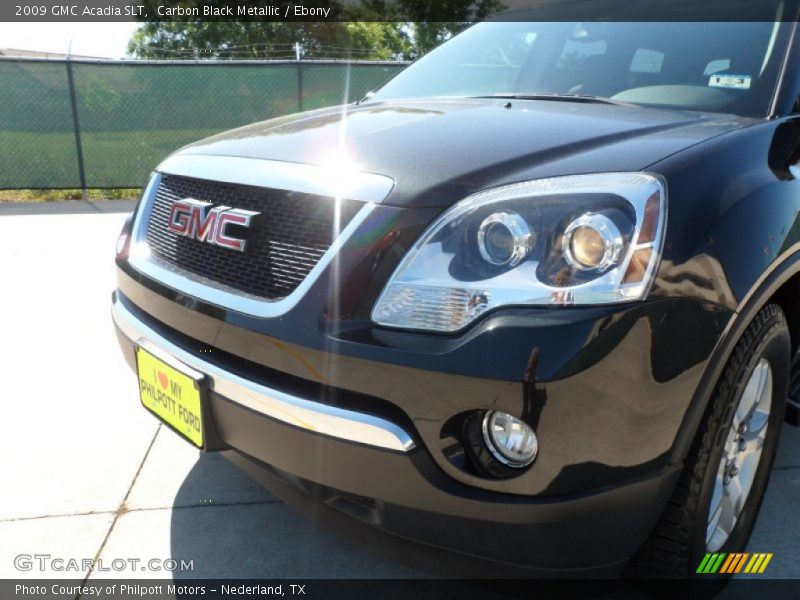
[
  {"left": 624, "top": 248, "right": 653, "bottom": 283},
  {"left": 638, "top": 193, "right": 661, "bottom": 244}
]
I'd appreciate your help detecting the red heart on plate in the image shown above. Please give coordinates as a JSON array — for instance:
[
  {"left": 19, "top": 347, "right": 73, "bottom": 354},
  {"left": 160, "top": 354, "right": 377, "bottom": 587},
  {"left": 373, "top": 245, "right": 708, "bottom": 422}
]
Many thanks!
[{"left": 157, "top": 371, "right": 169, "bottom": 390}]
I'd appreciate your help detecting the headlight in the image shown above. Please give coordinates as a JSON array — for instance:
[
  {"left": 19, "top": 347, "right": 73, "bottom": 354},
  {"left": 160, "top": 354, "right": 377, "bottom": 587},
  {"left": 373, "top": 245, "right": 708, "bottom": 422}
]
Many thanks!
[{"left": 372, "top": 173, "right": 666, "bottom": 333}]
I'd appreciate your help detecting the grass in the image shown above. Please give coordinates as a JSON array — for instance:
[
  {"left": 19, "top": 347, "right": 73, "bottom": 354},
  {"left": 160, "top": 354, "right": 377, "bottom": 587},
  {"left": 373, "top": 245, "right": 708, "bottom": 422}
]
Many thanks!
[
  {"left": 0, "top": 188, "right": 140, "bottom": 202},
  {"left": 0, "top": 128, "right": 221, "bottom": 191}
]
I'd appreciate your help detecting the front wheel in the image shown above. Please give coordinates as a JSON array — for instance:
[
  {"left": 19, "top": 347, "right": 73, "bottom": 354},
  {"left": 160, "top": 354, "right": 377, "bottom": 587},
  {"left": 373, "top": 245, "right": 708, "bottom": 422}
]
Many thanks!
[{"left": 634, "top": 304, "right": 790, "bottom": 578}]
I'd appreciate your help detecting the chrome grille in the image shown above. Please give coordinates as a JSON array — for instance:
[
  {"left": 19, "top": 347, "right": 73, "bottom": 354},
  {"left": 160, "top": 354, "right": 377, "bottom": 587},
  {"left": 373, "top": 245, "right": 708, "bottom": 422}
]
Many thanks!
[{"left": 145, "top": 174, "right": 362, "bottom": 300}]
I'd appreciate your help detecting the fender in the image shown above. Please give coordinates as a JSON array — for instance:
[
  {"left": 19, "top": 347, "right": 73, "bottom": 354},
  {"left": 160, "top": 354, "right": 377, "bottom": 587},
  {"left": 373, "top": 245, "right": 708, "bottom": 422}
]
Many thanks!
[
  {"left": 668, "top": 247, "right": 800, "bottom": 464},
  {"left": 649, "top": 117, "right": 800, "bottom": 464}
]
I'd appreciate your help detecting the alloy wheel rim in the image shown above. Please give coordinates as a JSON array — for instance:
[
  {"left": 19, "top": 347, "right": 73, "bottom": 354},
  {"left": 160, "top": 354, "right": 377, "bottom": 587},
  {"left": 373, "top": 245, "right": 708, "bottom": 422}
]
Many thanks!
[{"left": 706, "top": 358, "right": 772, "bottom": 552}]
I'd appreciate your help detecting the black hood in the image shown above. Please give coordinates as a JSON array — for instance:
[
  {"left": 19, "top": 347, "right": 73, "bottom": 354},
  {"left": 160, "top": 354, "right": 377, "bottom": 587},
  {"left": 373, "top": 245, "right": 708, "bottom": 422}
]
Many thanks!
[{"left": 175, "top": 98, "right": 754, "bottom": 207}]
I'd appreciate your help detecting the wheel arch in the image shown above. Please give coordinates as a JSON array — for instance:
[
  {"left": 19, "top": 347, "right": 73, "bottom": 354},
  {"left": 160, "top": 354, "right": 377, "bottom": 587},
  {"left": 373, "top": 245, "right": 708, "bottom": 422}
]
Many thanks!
[{"left": 668, "top": 248, "right": 800, "bottom": 465}]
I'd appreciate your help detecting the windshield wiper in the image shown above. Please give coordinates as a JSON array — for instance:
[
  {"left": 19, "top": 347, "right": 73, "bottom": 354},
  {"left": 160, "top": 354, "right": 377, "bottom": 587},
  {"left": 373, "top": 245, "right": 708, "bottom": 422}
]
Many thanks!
[{"left": 471, "top": 93, "right": 631, "bottom": 107}]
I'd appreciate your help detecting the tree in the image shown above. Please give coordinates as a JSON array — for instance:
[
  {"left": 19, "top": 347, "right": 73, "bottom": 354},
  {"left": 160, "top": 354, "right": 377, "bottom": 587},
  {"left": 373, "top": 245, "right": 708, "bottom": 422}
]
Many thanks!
[
  {"left": 356, "top": 0, "right": 506, "bottom": 57},
  {"left": 128, "top": 2, "right": 411, "bottom": 60},
  {"left": 127, "top": 1, "right": 506, "bottom": 61}
]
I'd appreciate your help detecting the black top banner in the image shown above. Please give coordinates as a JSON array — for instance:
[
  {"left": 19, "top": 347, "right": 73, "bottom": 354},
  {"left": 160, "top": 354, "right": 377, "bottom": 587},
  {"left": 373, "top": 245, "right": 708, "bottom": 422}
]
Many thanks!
[{"left": 2, "top": 0, "right": 799, "bottom": 23}]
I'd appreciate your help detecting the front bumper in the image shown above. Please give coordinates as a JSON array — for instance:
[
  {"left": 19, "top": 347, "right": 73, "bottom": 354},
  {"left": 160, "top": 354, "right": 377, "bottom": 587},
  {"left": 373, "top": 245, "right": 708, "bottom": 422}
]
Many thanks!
[
  {"left": 113, "top": 294, "right": 414, "bottom": 453},
  {"left": 114, "top": 289, "right": 689, "bottom": 572}
]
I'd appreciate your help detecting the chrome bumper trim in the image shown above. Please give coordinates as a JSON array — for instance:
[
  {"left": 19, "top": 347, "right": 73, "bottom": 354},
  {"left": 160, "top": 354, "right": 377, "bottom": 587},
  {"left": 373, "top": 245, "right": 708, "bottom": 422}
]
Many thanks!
[{"left": 112, "top": 296, "right": 416, "bottom": 453}]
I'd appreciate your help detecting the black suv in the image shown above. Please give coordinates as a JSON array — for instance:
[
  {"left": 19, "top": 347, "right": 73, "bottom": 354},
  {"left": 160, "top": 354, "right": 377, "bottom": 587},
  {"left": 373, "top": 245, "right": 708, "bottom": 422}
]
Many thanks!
[{"left": 113, "top": 16, "right": 800, "bottom": 578}]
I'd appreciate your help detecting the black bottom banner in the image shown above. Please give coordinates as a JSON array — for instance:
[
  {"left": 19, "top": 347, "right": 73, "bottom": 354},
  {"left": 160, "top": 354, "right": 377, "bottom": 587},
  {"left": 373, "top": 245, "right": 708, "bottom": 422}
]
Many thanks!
[{"left": 2, "top": 579, "right": 800, "bottom": 600}]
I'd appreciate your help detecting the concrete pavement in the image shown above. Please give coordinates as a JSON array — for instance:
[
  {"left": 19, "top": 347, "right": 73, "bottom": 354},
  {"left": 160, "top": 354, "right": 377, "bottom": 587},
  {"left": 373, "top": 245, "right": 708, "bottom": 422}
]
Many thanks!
[
  {"left": 0, "top": 209, "right": 417, "bottom": 581},
  {"left": 0, "top": 208, "right": 797, "bottom": 582},
  {"left": 0, "top": 199, "right": 138, "bottom": 216}
]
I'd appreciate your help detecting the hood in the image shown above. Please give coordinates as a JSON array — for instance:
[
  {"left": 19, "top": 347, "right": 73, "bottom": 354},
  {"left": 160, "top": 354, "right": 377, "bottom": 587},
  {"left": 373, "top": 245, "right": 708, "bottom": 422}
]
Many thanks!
[{"left": 175, "top": 98, "right": 753, "bottom": 208}]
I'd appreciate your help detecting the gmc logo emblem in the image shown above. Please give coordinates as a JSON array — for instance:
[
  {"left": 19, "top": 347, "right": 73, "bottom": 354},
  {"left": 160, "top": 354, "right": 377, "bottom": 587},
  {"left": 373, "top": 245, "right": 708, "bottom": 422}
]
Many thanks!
[{"left": 168, "top": 199, "right": 258, "bottom": 252}]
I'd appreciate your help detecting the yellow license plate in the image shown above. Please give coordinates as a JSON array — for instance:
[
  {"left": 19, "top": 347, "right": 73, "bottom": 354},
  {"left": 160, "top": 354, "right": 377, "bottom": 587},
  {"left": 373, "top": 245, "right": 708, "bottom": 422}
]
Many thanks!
[{"left": 136, "top": 346, "right": 204, "bottom": 447}]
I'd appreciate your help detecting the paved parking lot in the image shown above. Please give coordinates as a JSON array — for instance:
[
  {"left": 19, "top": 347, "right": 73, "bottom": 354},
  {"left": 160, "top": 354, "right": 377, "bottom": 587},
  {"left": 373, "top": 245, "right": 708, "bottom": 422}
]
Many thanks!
[{"left": 0, "top": 203, "right": 798, "bottom": 583}]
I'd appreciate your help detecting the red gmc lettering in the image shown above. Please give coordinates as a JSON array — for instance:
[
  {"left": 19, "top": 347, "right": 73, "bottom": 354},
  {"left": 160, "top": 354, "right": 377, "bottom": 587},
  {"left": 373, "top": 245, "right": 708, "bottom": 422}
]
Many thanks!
[
  {"left": 168, "top": 199, "right": 258, "bottom": 252},
  {"left": 215, "top": 211, "right": 255, "bottom": 251}
]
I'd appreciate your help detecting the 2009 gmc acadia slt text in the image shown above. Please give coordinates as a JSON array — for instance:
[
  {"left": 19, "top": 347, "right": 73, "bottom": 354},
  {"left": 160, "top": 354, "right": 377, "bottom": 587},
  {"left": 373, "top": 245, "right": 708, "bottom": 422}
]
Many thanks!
[{"left": 112, "top": 10, "right": 800, "bottom": 578}]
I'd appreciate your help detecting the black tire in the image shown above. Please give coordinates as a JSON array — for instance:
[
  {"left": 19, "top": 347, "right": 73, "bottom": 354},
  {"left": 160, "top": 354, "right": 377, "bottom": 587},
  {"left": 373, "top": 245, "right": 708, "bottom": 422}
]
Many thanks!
[
  {"left": 633, "top": 304, "right": 790, "bottom": 579},
  {"left": 786, "top": 351, "right": 800, "bottom": 425}
]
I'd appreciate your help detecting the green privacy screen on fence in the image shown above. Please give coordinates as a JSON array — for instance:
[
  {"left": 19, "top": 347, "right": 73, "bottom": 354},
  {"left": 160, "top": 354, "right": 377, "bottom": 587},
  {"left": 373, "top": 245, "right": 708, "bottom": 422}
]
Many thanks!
[{"left": 0, "top": 59, "right": 406, "bottom": 189}]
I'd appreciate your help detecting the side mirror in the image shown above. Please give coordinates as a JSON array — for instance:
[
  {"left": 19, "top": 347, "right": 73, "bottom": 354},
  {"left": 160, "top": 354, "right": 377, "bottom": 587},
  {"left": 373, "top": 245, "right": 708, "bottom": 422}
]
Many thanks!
[
  {"left": 357, "top": 90, "right": 376, "bottom": 105},
  {"left": 769, "top": 120, "right": 800, "bottom": 180}
]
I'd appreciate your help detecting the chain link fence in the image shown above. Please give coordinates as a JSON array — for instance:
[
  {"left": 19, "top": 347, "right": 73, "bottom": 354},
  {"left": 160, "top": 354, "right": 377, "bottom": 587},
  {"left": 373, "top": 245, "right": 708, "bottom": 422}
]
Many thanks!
[{"left": 0, "top": 58, "right": 407, "bottom": 189}]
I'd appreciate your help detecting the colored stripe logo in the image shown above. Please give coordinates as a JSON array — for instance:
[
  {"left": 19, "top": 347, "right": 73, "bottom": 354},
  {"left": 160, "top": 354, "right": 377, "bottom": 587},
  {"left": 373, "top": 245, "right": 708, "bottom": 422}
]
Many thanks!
[{"left": 696, "top": 553, "right": 773, "bottom": 574}]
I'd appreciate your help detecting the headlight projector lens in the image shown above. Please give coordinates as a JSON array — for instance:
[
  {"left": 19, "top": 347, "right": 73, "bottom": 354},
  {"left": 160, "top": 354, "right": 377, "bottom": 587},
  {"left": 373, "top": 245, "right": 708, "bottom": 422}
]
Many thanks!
[
  {"left": 481, "top": 411, "right": 538, "bottom": 468},
  {"left": 477, "top": 211, "right": 534, "bottom": 267},
  {"left": 563, "top": 213, "right": 623, "bottom": 271}
]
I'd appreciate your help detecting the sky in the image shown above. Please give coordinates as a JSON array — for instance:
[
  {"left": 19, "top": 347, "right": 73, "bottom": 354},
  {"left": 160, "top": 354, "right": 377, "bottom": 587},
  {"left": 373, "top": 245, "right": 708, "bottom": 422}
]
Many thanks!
[{"left": 0, "top": 22, "right": 139, "bottom": 58}]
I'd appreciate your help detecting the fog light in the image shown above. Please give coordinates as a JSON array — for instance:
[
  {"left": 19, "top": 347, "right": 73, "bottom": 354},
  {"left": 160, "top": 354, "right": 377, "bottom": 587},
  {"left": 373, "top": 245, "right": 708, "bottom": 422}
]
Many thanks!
[
  {"left": 115, "top": 229, "right": 132, "bottom": 260},
  {"left": 116, "top": 232, "right": 129, "bottom": 256},
  {"left": 481, "top": 411, "right": 538, "bottom": 468}
]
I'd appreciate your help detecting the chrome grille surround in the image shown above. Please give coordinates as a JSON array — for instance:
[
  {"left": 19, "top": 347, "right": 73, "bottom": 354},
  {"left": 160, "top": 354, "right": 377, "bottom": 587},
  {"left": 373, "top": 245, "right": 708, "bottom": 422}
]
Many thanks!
[
  {"left": 127, "top": 154, "right": 394, "bottom": 317},
  {"left": 146, "top": 174, "right": 363, "bottom": 300}
]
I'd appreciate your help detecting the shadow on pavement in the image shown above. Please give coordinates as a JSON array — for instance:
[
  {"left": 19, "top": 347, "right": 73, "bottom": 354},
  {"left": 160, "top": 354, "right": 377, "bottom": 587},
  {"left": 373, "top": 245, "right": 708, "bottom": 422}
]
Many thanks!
[
  {"left": 168, "top": 452, "right": 425, "bottom": 579},
  {"left": 169, "top": 452, "right": 648, "bottom": 592},
  {"left": 166, "top": 454, "right": 800, "bottom": 598}
]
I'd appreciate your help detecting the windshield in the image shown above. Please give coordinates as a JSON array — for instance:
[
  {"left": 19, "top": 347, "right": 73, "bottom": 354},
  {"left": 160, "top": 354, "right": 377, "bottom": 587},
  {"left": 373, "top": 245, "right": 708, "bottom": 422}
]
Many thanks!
[{"left": 372, "top": 21, "right": 792, "bottom": 117}]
